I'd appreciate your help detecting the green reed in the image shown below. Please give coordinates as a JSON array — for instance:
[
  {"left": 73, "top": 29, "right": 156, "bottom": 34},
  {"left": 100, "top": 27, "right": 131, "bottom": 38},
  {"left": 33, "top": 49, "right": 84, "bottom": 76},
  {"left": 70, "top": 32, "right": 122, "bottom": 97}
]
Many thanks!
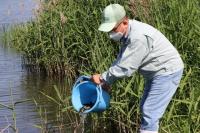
[
  {"left": 0, "top": 87, "right": 31, "bottom": 133},
  {"left": 6, "top": 0, "right": 200, "bottom": 132},
  {"left": 148, "top": 0, "right": 200, "bottom": 132}
]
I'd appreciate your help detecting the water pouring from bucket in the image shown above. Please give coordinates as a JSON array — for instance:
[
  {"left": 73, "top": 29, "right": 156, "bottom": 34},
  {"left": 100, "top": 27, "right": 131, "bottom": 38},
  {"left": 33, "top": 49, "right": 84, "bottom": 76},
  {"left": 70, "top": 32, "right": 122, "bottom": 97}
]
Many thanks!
[{"left": 72, "top": 76, "right": 110, "bottom": 114}]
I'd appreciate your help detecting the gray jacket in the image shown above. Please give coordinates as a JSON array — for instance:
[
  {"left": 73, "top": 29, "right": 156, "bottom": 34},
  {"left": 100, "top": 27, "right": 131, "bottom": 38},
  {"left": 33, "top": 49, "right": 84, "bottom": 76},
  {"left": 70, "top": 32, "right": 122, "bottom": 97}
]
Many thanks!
[{"left": 101, "top": 19, "right": 184, "bottom": 84}]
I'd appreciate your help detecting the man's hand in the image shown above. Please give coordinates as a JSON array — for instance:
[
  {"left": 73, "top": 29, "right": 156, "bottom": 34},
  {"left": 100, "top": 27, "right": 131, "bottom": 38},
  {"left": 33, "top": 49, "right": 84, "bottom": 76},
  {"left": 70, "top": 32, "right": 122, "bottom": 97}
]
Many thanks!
[
  {"left": 91, "top": 74, "right": 111, "bottom": 92},
  {"left": 91, "top": 74, "right": 102, "bottom": 84}
]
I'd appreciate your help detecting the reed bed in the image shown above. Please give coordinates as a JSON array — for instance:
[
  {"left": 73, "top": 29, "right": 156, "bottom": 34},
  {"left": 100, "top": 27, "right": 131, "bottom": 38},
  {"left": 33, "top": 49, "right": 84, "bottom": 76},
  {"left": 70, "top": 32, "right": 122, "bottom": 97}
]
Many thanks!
[{"left": 6, "top": 0, "right": 200, "bottom": 132}]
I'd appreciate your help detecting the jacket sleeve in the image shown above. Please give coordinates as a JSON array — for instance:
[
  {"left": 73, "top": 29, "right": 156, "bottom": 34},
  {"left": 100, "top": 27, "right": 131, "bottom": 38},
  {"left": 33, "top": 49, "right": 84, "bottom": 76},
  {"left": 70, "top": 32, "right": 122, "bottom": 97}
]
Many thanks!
[{"left": 101, "top": 39, "right": 148, "bottom": 85}]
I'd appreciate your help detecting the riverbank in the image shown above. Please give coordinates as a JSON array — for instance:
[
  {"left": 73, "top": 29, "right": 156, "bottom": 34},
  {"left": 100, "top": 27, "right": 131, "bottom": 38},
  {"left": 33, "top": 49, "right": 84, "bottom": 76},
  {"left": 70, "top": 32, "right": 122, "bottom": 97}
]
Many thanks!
[{"left": 6, "top": 0, "right": 200, "bottom": 132}]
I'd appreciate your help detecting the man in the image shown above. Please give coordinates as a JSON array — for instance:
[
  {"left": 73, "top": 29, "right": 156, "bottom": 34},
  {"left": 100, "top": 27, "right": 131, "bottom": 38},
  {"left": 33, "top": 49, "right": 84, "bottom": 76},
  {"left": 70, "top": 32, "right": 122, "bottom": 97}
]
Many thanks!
[{"left": 91, "top": 4, "right": 184, "bottom": 133}]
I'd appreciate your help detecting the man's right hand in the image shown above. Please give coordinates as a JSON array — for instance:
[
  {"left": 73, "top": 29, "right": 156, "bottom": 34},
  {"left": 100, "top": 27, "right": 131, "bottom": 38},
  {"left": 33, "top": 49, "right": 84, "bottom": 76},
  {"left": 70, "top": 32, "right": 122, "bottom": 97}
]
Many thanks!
[
  {"left": 91, "top": 74, "right": 102, "bottom": 84},
  {"left": 91, "top": 74, "right": 111, "bottom": 92}
]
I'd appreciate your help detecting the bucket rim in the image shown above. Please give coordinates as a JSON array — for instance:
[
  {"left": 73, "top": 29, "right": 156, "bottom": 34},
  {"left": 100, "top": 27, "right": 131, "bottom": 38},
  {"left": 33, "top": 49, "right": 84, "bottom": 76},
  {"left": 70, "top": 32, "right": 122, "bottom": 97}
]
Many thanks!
[{"left": 72, "top": 80, "right": 101, "bottom": 113}]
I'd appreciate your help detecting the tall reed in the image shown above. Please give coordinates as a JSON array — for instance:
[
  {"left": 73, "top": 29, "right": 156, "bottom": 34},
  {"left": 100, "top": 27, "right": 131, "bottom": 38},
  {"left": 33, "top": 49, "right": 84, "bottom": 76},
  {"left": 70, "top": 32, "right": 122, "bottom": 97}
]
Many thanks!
[{"left": 7, "top": 0, "right": 200, "bottom": 132}]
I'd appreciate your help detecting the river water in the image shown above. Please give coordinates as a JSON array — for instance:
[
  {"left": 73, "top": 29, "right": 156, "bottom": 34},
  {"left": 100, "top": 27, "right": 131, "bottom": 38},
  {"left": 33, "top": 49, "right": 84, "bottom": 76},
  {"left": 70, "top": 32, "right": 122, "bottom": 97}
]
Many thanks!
[{"left": 0, "top": 0, "right": 68, "bottom": 132}]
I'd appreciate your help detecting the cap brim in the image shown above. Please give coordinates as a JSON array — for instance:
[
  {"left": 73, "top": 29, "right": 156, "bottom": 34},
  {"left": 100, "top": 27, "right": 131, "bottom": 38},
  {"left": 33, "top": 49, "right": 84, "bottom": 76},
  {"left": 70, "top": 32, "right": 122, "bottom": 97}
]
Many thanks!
[{"left": 98, "top": 22, "right": 117, "bottom": 32}]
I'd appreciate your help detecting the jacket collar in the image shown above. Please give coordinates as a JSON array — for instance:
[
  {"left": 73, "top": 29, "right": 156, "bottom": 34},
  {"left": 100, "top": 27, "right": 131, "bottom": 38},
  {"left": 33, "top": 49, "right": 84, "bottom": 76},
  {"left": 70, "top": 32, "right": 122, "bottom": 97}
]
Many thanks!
[{"left": 120, "top": 19, "right": 132, "bottom": 44}]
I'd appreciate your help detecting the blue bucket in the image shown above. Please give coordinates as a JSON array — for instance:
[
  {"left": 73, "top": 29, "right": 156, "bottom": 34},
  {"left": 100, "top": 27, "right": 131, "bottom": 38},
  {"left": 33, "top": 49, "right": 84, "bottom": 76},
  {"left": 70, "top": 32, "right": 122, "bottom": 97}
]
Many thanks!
[{"left": 72, "top": 76, "right": 110, "bottom": 113}]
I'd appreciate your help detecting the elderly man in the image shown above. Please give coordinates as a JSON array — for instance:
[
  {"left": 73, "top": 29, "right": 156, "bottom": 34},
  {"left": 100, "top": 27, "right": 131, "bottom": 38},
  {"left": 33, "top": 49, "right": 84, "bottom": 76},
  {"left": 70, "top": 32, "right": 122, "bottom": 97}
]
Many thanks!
[{"left": 91, "top": 4, "right": 184, "bottom": 133}]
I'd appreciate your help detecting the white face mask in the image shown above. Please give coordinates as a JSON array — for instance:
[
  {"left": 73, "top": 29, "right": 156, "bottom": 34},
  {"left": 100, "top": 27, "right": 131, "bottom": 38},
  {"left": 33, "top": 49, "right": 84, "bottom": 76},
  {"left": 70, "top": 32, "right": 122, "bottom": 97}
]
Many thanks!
[{"left": 109, "top": 31, "right": 123, "bottom": 41}]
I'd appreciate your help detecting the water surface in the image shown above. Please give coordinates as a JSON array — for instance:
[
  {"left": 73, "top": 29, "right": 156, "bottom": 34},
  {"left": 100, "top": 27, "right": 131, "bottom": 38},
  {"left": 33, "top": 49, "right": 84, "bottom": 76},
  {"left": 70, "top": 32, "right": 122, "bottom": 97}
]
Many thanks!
[{"left": 0, "top": 0, "right": 68, "bottom": 132}]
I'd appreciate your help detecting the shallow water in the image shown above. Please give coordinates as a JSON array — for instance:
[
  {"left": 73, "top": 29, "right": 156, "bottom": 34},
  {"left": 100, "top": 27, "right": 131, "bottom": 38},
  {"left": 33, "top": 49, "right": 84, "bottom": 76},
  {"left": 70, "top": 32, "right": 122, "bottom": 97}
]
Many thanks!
[{"left": 0, "top": 0, "right": 70, "bottom": 132}]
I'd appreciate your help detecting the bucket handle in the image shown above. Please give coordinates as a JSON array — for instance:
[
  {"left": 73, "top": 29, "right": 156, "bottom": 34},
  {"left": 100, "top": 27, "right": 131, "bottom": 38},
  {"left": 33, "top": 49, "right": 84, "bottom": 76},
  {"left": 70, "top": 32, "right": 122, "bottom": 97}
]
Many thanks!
[
  {"left": 74, "top": 75, "right": 104, "bottom": 102},
  {"left": 73, "top": 75, "right": 91, "bottom": 87},
  {"left": 97, "top": 85, "right": 103, "bottom": 101}
]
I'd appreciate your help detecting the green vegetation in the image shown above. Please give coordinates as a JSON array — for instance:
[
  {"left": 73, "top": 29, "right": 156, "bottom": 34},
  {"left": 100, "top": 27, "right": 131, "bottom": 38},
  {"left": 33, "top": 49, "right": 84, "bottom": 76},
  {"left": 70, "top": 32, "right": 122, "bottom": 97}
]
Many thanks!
[
  {"left": 0, "top": 88, "right": 31, "bottom": 132},
  {"left": 7, "top": 0, "right": 200, "bottom": 132}
]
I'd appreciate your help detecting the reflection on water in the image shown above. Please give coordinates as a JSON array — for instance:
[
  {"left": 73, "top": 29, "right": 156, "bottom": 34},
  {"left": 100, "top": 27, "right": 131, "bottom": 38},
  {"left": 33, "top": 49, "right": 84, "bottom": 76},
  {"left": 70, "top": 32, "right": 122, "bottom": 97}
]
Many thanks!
[
  {"left": 0, "top": 0, "right": 40, "bottom": 24},
  {"left": 0, "top": 0, "right": 72, "bottom": 132},
  {"left": 0, "top": 37, "right": 71, "bottom": 132},
  {"left": 0, "top": 40, "right": 40, "bottom": 132}
]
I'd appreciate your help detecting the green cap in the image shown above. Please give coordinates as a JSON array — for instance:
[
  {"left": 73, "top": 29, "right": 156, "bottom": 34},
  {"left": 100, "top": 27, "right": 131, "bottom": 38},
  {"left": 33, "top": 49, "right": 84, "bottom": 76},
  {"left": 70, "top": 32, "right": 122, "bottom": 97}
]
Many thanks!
[{"left": 98, "top": 4, "right": 126, "bottom": 32}]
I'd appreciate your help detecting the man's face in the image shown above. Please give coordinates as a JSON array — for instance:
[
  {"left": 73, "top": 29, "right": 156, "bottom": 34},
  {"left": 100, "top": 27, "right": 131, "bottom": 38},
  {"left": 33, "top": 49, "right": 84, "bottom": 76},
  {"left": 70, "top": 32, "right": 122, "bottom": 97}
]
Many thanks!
[
  {"left": 108, "top": 18, "right": 129, "bottom": 41},
  {"left": 111, "top": 18, "right": 129, "bottom": 35}
]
